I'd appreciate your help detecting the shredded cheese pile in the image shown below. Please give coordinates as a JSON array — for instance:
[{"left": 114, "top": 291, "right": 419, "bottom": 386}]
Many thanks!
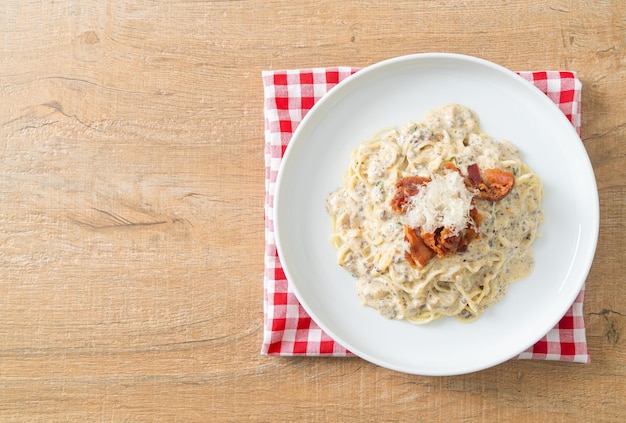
[{"left": 404, "top": 171, "right": 474, "bottom": 236}]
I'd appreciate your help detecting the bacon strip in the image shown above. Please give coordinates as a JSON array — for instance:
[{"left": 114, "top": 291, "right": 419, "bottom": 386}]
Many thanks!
[
  {"left": 393, "top": 163, "right": 512, "bottom": 268},
  {"left": 466, "top": 163, "right": 484, "bottom": 186},
  {"left": 457, "top": 208, "right": 481, "bottom": 253},
  {"left": 443, "top": 161, "right": 461, "bottom": 173},
  {"left": 404, "top": 226, "right": 436, "bottom": 268},
  {"left": 390, "top": 176, "right": 430, "bottom": 213},
  {"left": 404, "top": 217, "right": 482, "bottom": 268},
  {"left": 466, "top": 163, "right": 515, "bottom": 201},
  {"left": 483, "top": 168, "right": 515, "bottom": 200},
  {"left": 420, "top": 222, "right": 479, "bottom": 260}
]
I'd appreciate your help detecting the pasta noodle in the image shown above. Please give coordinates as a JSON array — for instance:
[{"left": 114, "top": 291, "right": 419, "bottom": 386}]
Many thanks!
[{"left": 326, "top": 104, "right": 544, "bottom": 323}]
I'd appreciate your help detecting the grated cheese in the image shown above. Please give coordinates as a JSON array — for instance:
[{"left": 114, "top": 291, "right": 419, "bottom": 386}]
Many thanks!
[{"left": 404, "top": 171, "right": 474, "bottom": 235}]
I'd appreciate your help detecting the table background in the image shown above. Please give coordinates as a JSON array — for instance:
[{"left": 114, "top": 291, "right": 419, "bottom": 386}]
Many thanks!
[{"left": 1, "top": 1, "right": 624, "bottom": 422}]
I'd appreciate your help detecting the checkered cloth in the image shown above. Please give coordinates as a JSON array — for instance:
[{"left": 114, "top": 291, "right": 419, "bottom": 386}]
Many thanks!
[{"left": 262, "top": 67, "right": 590, "bottom": 363}]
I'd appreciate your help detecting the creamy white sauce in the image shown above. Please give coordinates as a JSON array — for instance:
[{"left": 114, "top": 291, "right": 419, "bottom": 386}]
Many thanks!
[{"left": 326, "top": 104, "right": 544, "bottom": 323}]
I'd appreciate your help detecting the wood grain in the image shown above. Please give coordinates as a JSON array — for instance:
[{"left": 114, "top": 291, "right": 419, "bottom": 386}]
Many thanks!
[{"left": 1, "top": 1, "right": 624, "bottom": 421}]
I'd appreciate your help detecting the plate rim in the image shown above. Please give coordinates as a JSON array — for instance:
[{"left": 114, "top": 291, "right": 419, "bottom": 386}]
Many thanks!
[{"left": 273, "top": 52, "right": 599, "bottom": 375}]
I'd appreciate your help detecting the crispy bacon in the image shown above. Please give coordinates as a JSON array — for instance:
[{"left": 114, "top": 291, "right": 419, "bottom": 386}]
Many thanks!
[
  {"left": 483, "top": 168, "right": 515, "bottom": 200},
  {"left": 419, "top": 230, "right": 441, "bottom": 256},
  {"left": 404, "top": 226, "right": 436, "bottom": 268},
  {"left": 393, "top": 162, "right": 513, "bottom": 267},
  {"left": 466, "top": 163, "right": 515, "bottom": 201},
  {"left": 469, "top": 202, "right": 482, "bottom": 227},
  {"left": 466, "top": 163, "right": 484, "bottom": 186},
  {"left": 403, "top": 204, "right": 482, "bottom": 267},
  {"left": 443, "top": 161, "right": 461, "bottom": 173},
  {"left": 420, "top": 228, "right": 456, "bottom": 258},
  {"left": 390, "top": 176, "right": 431, "bottom": 213},
  {"left": 419, "top": 221, "right": 479, "bottom": 260},
  {"left": 460, "top": 204, "right": 482, "bottom": 251},
  {"left": 438, "top": 227, "right": 461, "bottom": 255}
]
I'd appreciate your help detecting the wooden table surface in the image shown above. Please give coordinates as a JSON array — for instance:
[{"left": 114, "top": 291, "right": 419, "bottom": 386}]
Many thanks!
[{"left": 1, "top": 1, "right": 624, "bottom": 421}]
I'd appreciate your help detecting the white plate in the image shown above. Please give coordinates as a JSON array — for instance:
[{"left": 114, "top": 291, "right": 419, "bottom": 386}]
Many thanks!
[{"left": 274, "top": 53, "right": 599, "bottom": 376}]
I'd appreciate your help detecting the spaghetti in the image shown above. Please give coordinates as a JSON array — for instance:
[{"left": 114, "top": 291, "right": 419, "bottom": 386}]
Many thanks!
[{"left": 326, "top": 104, "right": 544, "bottom": 323}]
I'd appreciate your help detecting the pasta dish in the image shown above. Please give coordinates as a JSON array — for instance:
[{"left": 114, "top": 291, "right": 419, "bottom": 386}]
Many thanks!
[{"left": 326, "top": 104, "right": 544, "bottom": 323}]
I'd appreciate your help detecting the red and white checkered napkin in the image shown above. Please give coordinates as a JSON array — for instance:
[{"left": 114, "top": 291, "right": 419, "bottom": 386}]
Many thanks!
[{"left": 262, "top": 67, "right": 590, "bottom": 363}]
